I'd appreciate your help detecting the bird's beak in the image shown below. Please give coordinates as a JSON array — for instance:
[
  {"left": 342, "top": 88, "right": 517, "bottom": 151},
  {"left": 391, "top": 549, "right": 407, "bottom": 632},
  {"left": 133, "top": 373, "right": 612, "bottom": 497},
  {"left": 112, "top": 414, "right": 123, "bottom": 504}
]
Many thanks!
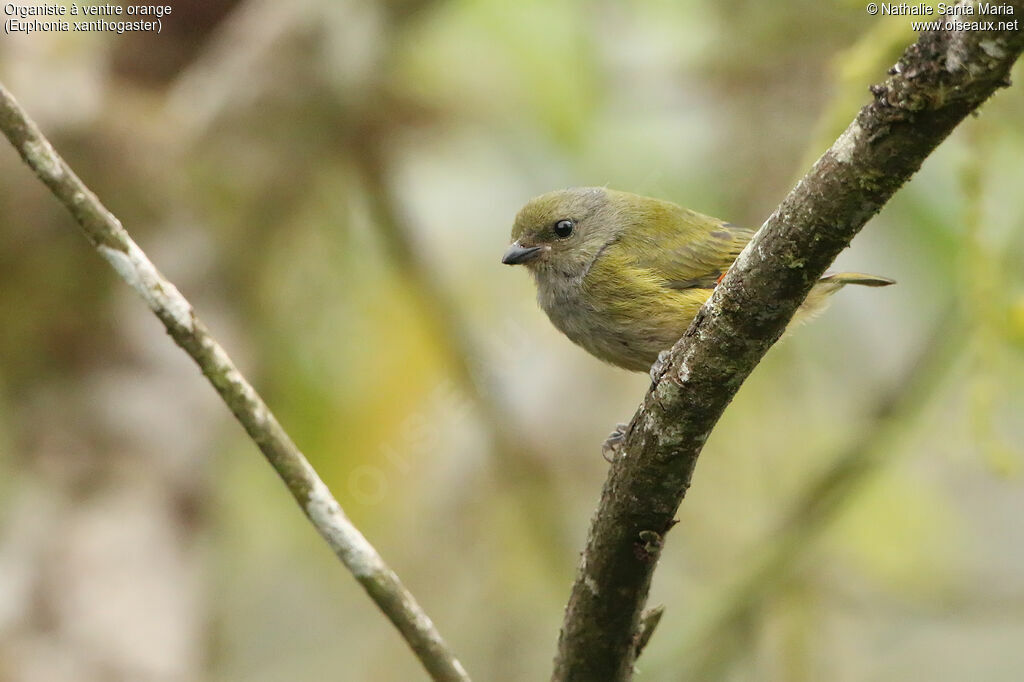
[{"left": 502, "top": 241, "right": 543, "bottom": 265}]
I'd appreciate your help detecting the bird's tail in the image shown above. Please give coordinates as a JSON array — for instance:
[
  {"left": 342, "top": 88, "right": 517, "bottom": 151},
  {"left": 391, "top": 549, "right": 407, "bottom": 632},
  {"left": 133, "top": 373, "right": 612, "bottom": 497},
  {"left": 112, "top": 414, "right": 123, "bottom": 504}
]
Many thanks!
[
  {"left": 794, "top": 272, "right": 895, "bottom": 325},
  {"left": 818, "top": 272, "right": 896, "bottom": 288}
]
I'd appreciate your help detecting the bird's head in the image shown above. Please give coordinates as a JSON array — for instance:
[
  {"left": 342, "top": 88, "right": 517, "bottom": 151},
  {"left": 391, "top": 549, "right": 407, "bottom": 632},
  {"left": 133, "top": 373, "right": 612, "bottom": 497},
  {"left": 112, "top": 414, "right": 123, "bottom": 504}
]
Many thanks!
[{"left": 502, "top": 187, "right": 622, "bottom": 280}]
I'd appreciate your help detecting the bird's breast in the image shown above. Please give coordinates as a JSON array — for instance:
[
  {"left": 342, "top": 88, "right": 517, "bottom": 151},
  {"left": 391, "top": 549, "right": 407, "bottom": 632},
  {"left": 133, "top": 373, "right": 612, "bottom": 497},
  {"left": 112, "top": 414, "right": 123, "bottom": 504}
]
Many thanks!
[
  {"left": 532, "top": 267, "right": 709, "bottom": 372},
  {"left": 534, "top": 272, "right": 590, "bottom": 340},
  {"left": 534, "top": 272, "right": 651, "bottom": 371}
]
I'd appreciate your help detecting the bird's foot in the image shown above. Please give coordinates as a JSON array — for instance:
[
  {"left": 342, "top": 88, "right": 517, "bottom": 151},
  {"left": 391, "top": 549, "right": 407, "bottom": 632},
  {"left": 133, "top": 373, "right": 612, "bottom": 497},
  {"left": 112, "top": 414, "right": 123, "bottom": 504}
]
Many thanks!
[
  {"left": 602, "top": 422, "right": 630, "bottom": 462},
  {"left": 650, "top": 350, "right": 672, "bottom": 384}
]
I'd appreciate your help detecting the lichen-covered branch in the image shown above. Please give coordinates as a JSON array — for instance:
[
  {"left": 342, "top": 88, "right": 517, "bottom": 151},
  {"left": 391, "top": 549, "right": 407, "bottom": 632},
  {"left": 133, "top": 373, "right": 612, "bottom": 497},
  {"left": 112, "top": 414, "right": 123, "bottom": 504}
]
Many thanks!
[
  {"left": 0, "top": 83, "right": 471, "bottom": 682},
  {"left": 553, "top": 15, "right": 1024, "bottom": 682}
]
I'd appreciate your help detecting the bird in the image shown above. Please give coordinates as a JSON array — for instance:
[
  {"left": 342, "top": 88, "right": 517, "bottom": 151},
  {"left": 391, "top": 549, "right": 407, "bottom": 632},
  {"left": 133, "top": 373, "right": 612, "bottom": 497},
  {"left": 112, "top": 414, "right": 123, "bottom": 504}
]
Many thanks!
[{"left": 502, "top": 187, "right": 894, "bottom": 373}]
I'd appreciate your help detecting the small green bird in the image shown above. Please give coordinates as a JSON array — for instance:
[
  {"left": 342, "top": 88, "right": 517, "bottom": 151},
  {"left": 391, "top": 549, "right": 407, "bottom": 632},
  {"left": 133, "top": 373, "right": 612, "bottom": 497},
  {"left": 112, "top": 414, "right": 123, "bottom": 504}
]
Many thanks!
[{"left": 502, "top": 187, "right": 894, "bottom": 373}]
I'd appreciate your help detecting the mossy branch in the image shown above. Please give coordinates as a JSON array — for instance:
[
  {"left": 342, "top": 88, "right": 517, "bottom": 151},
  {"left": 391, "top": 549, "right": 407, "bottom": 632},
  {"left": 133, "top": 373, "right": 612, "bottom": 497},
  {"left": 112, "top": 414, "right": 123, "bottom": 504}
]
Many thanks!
[
  {"left": 0, "top": 83, "right": 471, "bottom": 682},
  {"left": 552, "top": 15, "right": 1024, "bottom": 682}
]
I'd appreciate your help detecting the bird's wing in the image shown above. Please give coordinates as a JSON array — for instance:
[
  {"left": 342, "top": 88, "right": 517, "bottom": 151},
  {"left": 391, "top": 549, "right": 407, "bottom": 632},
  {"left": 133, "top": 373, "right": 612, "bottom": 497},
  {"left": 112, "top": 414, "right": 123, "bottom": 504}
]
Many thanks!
[{"left": 615, "top": 199, "right": 755, "bottom": 289}]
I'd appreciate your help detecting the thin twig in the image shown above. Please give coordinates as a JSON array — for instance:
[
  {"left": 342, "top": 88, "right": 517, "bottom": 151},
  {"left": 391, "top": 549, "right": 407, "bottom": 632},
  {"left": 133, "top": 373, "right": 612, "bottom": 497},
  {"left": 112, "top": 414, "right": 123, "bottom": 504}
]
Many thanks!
[
  {"left": 553, "top": 16, "right": 1024, "bottom": 681},
  {"left": 633, "top": 605, "right": 665, "bottom": 660},
  {"left": 0, "top": 82, "right": 471, "bottom": 682}
]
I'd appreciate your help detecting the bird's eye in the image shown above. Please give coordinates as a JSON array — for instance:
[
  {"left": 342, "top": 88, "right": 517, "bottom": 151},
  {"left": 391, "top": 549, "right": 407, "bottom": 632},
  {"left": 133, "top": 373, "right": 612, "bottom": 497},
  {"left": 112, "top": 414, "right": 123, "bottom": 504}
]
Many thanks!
[{"left": 553, "top": 219, "right": 574, "bottom": 238}]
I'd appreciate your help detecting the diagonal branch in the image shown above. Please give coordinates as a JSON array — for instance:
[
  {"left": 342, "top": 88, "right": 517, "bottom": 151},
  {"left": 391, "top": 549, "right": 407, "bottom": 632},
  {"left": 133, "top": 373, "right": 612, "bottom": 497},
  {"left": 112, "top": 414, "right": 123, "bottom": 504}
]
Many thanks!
[
  {"left": 553, "top": 16, "right": 1024, "bottom": 682},
  {"left": 0, "top": 83, "right": 471, "bottom": 682}
]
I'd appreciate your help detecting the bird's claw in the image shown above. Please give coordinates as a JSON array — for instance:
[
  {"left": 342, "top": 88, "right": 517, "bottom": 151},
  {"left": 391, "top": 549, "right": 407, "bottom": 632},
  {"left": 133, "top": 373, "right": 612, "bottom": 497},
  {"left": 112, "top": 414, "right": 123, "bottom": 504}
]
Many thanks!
[{"left": 602, "top": 422, "right": 629, "bottom": 462}]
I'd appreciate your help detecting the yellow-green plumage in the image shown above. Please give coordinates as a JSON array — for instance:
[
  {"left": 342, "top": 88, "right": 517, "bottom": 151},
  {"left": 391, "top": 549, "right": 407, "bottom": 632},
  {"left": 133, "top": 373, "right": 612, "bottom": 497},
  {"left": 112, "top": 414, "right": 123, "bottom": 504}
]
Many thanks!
[{"left": 504, "top": 187, "right": 893, "bottom": 372}]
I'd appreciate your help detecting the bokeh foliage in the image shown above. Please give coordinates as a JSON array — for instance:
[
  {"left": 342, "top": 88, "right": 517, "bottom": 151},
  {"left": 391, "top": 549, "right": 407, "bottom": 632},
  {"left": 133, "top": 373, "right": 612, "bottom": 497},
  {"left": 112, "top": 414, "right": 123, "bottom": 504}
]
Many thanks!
[{"left": 1, "top": 1, "right": 1022, "bottom": 680}]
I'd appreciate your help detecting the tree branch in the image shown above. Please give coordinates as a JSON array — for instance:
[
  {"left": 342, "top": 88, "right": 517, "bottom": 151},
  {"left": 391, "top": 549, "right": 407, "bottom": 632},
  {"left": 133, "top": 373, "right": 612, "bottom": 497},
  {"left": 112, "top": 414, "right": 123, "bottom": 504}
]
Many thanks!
[
  {"left": 0, "top": 83, "right": 471, "bottom": 682},
  {"left": 553, "top": 16, "right": 1024, "bottom": 682}
]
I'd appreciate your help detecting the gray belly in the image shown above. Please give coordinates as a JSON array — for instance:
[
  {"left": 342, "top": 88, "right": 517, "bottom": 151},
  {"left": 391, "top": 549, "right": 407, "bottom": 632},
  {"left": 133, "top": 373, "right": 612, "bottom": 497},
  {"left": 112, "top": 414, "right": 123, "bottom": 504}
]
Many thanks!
[{"left": 536, "top": 279, "right": 675, "bottom": 372}]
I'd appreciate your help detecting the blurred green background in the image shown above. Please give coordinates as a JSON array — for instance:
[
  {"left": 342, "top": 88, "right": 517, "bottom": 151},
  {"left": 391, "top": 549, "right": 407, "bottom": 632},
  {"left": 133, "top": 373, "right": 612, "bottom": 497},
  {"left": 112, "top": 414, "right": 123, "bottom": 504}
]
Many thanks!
[{"left": 2, "top": 1, "right": 1023, "bottom": 680}]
